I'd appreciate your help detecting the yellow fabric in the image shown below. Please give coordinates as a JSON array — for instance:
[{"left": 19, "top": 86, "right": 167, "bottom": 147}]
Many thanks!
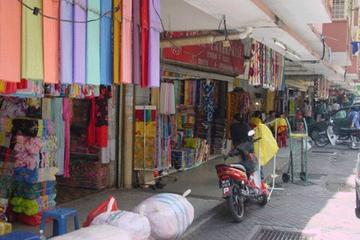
[
  {"left": 290, "top": 133, "right": 307, "bottom": 138},
  {"left": 0, "top": 80, "right": 5, "bottom": 93},
  {"left": 253, "top": 123, "right": 279, "bottom": 166},
  {"left": 22, "top": 0, "right": 44, "bottom": 80},
  {"left": 151, "top": 88, "right": 160, "bottom": 107},
  {"left": 269, "top": 118, "right": 287, "bottom": 129},
  {"left": 250, "top": 117, "right": 262, "bottom": 127},
  {"left": 113, "top": 0, "right": 121, "bottom": 84},
  {"left": 266, "top": 90, "right": 275, "bottom": 113}
]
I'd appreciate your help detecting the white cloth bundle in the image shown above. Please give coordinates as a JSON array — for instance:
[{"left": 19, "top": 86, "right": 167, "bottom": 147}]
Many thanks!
[
  {"left": 91, "top": 208, "right": 151, "bottom": 240},
  {"left": 133, "top": 190, "right": 194, "bottom": 240}
]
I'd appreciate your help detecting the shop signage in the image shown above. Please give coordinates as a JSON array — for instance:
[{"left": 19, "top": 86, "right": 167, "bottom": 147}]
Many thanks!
[{"left": 162, "top": 32, "right": 245, "bottom": 74}]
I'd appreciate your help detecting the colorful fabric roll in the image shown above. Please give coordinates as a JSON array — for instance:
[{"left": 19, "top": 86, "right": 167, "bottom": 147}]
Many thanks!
[
  {"left": 0, "top": 0, "right": 21, "bottom": 82},
  {"left": 121, "top": 0, "right": 133, "bottom": 84},
  {"left": 148, "top": 0, "right": 161, "bottom": 87},
  {"left": 21, "top": 0, "right": 44, "bottom": 80},
  {"left": 13, "top": 181, "right": 56, "bottom": 200},
  {"left": 113, "top": 0, "right": 122, "bottom": 84},
  {"left": 133, "top": 0, "right": 141, "bottom": 85},
  {"left": 73, "top": 0, "right": 87, "bottom": 84},
  {"left": 43, "top": 0, "right": 60, "bottom": 84},
  {"left": 60, "top": 0, "right": 74, "bottom": 84},
  {"left": 86, "top": 0, "right": 101, "bottom": 85},
  {"left": 100, "top": 0, "right": 113, "bottom": 85},
  {"left": 140, "top": 0, "right": 150, "bottom": 87}
]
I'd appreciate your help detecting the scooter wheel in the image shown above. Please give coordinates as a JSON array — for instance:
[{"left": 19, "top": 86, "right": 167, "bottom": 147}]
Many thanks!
[
  {"left": 257, "top": 193, "right": 268, "bottom": 206},
  {"left": 282, "top": 173, "right": 290, "bottom": 183}
]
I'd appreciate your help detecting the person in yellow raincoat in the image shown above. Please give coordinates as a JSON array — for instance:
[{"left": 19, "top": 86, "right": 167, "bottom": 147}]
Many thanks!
[
  {"left": 253, "top": 123, "right": 279, "bottom": 167},
  {"left": 267, "top": 113, "right": 288, "bottom": 148}
]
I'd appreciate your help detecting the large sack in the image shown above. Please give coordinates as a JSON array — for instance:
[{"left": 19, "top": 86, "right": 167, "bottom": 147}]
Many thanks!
[
  {"left": 133, "top": 190, "right": 194, "bottom": 240},
  {"left": 91, "top": 208, "right": 151, "bottom": 240},
  {"left": 83, "top": 196, "right": 118, "bottom": 227},
  {"left": 51, "top": 224, "right": 132, "bottom": 240}
]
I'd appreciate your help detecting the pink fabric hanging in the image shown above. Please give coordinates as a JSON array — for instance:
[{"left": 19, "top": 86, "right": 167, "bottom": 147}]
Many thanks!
[
  {"left": 140, "top": 0, "right": 149, "bottom": 87},
  {"left": 43, "top": 0, "right": 60, "bottom": 84},
  {"left": 133, "top": 0, "right": 141, "bottom": 85},
  {"left": 148, "top": 0, "right": 161, "bottom": 87},
  {"left": 63, "top": 99, "right": 72, "bottom": 178},
  {"left": 0, "top": 0, "right": 21, "bottom": 82},
  {"left": 121, "top": 0, "right": 133, "bottom": 84}
]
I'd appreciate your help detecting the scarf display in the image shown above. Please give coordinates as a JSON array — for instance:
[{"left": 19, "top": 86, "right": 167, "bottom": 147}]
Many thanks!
[
  {"left": 248, "top": 40, "right": 285, "bottom": 91},
  {"left": 226, "top": 89, "right": 251, "bottom": 137}
]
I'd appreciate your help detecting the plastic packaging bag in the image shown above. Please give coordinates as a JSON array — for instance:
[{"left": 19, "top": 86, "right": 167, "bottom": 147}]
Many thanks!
[
  {"left": 133, "top": 190, "right": 194, "bottom": 240},
  {"left": 91, "top": 208, "right": 150, "bottom": 240},
  {"left": 51, "top": 224, "right": 132, "bottom": 240},
  {"left": 82, "top": 196, "right": 118, "bottom": 227}
]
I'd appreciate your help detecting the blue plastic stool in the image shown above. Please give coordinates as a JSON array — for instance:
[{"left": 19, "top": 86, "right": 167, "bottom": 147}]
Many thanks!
[
  {"left": 0, "top": 231, "right": 40, "bottom": 240},
  {"left": 40, "top": 208, "right": 80, "bottom": 237}
]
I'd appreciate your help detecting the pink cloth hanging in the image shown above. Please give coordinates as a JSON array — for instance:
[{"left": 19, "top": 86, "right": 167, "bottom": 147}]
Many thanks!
[
  {"left": 43, "top": 0, "right": 60, "bottom": 84},
  {"left": 121, "top": 0, "right": 133, "bottom": 84},
  {"left": 0, "top": 0, "right": 21, "bottom": 82},
  {"left": 63, "top": 99, "right": 72, "bottom": 178},
  {"left": 140, "top": 0, "right": 149, "bottom": 87},
  {"left": 148, "top": 0, "right": 161, "bottom": 87}
]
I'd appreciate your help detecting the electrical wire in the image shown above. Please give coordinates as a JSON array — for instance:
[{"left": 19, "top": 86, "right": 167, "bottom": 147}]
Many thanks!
[{"left": 17, "top": 0, "right": 120, "bottom": 23}]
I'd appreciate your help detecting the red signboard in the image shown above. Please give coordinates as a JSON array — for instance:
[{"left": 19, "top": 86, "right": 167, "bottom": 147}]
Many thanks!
[{"left": 162, "top": 32, "right": 245, "bottom": 74}]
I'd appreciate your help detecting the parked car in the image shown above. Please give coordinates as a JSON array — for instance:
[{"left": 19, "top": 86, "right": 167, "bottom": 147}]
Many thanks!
[
  {"left": 356, "top": 153, "right": 360, "bottom": 218},
  {"left": 308, "top": 105, "right": 360, "bottom": 141}
]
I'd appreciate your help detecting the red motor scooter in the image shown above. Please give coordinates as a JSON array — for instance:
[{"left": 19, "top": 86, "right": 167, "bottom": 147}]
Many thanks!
[{"left": 216, "top": 130, "right": 268, "bottom": 222}]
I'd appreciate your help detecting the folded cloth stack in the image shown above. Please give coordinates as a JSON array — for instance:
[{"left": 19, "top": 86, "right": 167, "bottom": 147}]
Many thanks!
[
  {"left": 58, "top": 161, "right": 108, "bottom": 189},
  {"left": 0, "top": 118, "right": 13, "bottom": 148},
  {"left": 13, "top": 181, "right": 56, "bottom": 199},
  {"left": 10, "top": 193, "right": 56, "bottom": 216}
]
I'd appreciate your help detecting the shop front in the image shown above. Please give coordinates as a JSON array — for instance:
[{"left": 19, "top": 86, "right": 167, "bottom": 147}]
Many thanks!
[{"left": 0, "top": 0, "right": 162, "bottom": 226}]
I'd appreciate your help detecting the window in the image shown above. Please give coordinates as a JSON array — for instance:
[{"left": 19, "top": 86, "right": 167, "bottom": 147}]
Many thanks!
[
  {"left": 332, "top": 0, "right": 346, "bottom": 20},
  {"left": 333, "top": 110, "right": 347, "bottom": 119}
]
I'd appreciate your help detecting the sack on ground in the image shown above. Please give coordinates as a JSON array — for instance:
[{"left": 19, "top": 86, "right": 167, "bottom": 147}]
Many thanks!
[
  {"left": 91, "top": 209, "right": 150, "bottom": 240},
  {"left": 133, "top": 190, "right": 194, "bottom": 240},
  {"left": 83, "top": 196, "right": 118, "bottom": 227},
  {"left": 51, "top": 224, "right": 132, "bottom": 240}
]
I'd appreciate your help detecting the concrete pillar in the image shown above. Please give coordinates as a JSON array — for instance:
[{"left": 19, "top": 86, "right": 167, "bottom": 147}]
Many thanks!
[{"left": 122, "top": 84, "right": 135, "bottom": 189}]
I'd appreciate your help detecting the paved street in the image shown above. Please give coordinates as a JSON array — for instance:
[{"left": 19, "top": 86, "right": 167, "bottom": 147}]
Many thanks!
[
  {"left": 183, "top": 146, "right": 360, "bottom": 240},
  {"left": 12, "top": 145, "right": 360, "bottom": 240}
]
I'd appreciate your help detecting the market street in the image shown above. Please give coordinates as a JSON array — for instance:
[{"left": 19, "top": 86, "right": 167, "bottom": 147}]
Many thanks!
[{"left": 183, "top": 145, "right": 360, "bottom": 240}]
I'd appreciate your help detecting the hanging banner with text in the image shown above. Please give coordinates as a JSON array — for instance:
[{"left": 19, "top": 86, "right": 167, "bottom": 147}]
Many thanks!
[{"left": 162, "top": 32, "right": 245, "bottom": 75}]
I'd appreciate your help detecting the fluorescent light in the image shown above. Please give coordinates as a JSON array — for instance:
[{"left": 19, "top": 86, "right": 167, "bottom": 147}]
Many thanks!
[
  {"left": 286, "top": 50, "right": 301, "bottom": 60},
  {"left": 274, "top": 39, "right": 286, "bottom": 50}
]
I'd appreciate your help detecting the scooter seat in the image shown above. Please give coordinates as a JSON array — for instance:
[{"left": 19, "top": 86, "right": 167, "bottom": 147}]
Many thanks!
[
  {"left": 340, "top": 128, "right": 360, "bottom": 133},
  {"left": 229, "top": 164, "right": 246, "bottom": 172}
]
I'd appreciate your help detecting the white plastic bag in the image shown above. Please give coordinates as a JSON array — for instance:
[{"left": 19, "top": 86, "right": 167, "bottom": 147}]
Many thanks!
[
  {"left": 133, "top": 190, "right": 194, "bottom": 240},
  {"left": 91, "top": 208, "right": 151, "bottom": 240},
  {"left": 51, "top": 224, "right": 132, "bottom": 240}
]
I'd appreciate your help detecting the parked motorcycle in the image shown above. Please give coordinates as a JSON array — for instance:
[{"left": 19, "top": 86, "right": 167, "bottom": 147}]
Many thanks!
[
  {"left": 314, "top": 119, "right": 360, "bottom": 149},
  {"left": 215, "top": 130, "right": 268, "bottom": 222}
]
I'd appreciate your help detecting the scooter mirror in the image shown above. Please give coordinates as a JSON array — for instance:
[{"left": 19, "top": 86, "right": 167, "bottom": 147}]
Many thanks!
[{"left": 248, "top": 130, "right": 255, "bottom": 137}]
